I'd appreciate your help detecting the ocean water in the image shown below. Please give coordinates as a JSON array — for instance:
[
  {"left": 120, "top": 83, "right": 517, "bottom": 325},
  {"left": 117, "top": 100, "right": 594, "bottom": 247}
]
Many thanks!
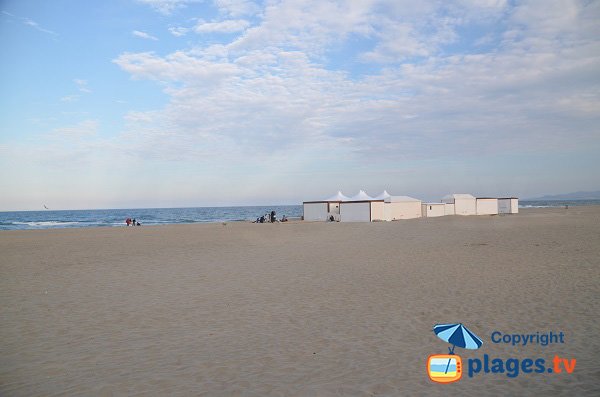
[
  {"left": 1, "top": 200, "right": 599, "bottom": 231},
  {"left": 519, "top": 199, "right": 600, "bottom": 208},
  {"left": 0, "top": 206, "right": 303, "bottom": 231}
]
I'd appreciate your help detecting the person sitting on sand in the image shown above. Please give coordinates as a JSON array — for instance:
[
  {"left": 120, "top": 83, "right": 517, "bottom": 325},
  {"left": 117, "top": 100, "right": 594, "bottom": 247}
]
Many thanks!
[{"left": 281, "top": 215, "right": 288, "bottom": 222}]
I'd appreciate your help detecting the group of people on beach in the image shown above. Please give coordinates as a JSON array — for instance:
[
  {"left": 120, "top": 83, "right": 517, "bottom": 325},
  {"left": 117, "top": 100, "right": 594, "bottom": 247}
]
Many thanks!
[
  {"left": 125, "top": 218, "right": 141, "bottom": 226},
  {"left": 254, "top": 210, "right": 288, "bottom": 224}
]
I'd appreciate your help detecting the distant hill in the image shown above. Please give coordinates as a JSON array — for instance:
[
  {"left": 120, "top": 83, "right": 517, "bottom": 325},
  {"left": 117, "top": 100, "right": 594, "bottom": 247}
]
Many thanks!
[{"left": 528, "top": 190, "right": 600, "bottom": 200}]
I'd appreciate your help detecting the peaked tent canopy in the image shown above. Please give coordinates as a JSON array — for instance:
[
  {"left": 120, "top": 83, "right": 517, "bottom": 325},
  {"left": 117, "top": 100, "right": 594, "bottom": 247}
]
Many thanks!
[
  {"left": 442, "top": 193, "right": 477, "bottom": 215},
  {"left": 348, "top": 190, "right": 376, "bottom": 201},
  {"left": 324, "top": 191, "right": 351, "bottom": 202},
  {"left": 442, "top": 193, "right": 475, "bottom": 200},
  {"left": 373, "top": 190, "right": 391, "bottom": 200}
]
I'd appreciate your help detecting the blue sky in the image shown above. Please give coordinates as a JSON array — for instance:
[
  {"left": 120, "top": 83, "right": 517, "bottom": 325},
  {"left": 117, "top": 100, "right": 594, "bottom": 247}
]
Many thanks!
[{"left": 1, "top": 0, "right": 599, "bottom": 210}]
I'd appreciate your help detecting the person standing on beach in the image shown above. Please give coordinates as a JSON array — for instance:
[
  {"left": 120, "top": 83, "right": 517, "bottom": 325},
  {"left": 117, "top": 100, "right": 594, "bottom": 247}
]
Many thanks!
[{"left": 126, "top": 218, "right": 131, "bottom": 226}]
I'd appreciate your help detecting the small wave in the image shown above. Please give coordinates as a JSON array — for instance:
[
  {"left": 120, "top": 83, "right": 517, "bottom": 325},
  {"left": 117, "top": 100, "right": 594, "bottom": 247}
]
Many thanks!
[
  {"left": 519, "top": 204, "right": 573, "bottom": 208},
  {"left": 13, "top": 221, "right": 81, "bottom": 227}
]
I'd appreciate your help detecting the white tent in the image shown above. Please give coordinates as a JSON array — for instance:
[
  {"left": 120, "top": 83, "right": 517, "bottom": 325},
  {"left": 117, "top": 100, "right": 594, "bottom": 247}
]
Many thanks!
[
  {"left": 325, "top": 191, "right": 350, "bottom": 202},
  {"left": 340, "top": 190, "right": 384, "bottom": 222},
  {"left": 303, "top": 191, "right": 349, "bottom": 221},
  {"left": 442, "top": 193, "right": 476, "bottom": 201},
  {"left": 373, "top": 190, "right": 391, "bottom": 200},
  {"left": 348, "top": 190, "right": 375, "bottom": 201},
  {"left": 384, "top": 196, "right": 422, "bottom": 220},
  {"left": 441, "top": 194, "right": 476, "bottom": 216}
]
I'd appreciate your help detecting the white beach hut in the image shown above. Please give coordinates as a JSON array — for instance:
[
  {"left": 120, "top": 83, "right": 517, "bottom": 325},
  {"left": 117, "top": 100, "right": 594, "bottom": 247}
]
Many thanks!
[
  {"left": 422, "top": 203, "right": 446, "bottom": 218},
  {"left": 476, "top": 198, "right": 499, "bottom": 215},
  {"left": 498, "top": 197, "right": 519, "bottom": 214},
  {"left": 340, "top": 190, "right": 385, "bottom": 222},
  {"left": 441, "top": 194, "right": 477, "bottom": 216},
  {"left": 444, "top": 203, "right": 455, "bottom": 215},
  {"left": 303, "top": 191, "right": 350, "bottom": 221},
  {"left": 383, "top": 196, "right": 422, "bottom": 221}
]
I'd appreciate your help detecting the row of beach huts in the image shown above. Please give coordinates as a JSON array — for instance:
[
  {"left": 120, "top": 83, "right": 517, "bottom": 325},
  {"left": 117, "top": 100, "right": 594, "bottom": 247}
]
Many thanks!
[{"left": 303, "top": 191, "right": 518, "bottom": 222}]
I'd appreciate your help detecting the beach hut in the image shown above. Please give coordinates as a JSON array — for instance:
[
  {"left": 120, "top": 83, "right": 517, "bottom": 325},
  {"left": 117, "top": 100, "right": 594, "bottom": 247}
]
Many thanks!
[
  {"left": 422, "top": 203, "right": 446, "bottom": 218},
  {"left": 383, "top": 196, "right": 422, "bottom": 221},
  {"left": 476, "top": 198, "right": 499, "bottom": 215},
  {"left": 340, "top": 191, "right": 385, "bottom": 222},
  {"left": 498, "top": 197, "right": 519, "bottom": 214},
  {"left": 303, "top": 202, "right": 329, "bottom": 221},
  {"left": 441, "top": 194, "right": 476, "bottom": 216},
  {"left": 444, "top": 203, "right": 455, "bottom": 215},
  {"left": 303, "top": 191, "right": 349, "bottom": 221}
]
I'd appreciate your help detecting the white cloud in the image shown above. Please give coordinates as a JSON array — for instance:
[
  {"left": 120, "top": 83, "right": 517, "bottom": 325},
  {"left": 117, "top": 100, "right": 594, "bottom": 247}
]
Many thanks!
[
  {"left": 168, "top": 26, "right": 190, "bottom": 37},
  {"left": 195, "top": 19, "right": 250, "bottom": 33},
  {"left": 361, "top": 21, "right": 430, "bottom": 63},
  {"left": 113, "top": 51, "right": 239, "bottom": 82},
  {"left": 228, "top": 0, "right": 375, "bottom": 55},
  {"left": 133, "top": 30, "right": 159, "bottom": 41},
  {"left": 2, "top": 11, "right": 59, "bottom": 37},
  {"left": 60, "top": 94, "right": 80, "bottom": 102},
  {"left": 215, "top": 0, "right": 260, "bottom": 17},
  {"left": 60, "top": 79, "right": 92, "bottom": 102},
  {"left": 50, "top": 120, "right": 99, "bottom": 139},
  {"left": 136, "top": 0, "right": 198, "bottom": 14},
  {"left": 23, "top": 18, "right": 58, "bottom": 36},
  {"left": 74, "top": 79, "right": 92, "bottom": 93},
  {"left": 110, "top": 0, "right": 600, "bottom": 165}
]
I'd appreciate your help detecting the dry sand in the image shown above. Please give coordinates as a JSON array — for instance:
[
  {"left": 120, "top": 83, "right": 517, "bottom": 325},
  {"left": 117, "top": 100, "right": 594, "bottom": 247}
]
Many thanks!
[{"left": 1, "top": 206, "right": 599, "bottom": 396}]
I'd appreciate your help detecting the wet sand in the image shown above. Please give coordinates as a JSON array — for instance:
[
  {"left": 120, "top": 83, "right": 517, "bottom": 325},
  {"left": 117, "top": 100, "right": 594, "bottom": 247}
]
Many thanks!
[{"left": 1, "top": 206, "right": 599, "bottom": 396}]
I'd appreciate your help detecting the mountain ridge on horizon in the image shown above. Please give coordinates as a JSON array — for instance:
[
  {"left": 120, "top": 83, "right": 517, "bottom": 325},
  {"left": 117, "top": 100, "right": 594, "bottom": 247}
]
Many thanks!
[{"left": 527, "top": 190, "right": 600, "bottom": 200}]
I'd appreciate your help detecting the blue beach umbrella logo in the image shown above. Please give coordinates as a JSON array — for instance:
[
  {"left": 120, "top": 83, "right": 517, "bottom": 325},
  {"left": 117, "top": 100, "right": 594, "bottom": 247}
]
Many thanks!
[{"left": 433, "top": 323, "right": 483, "bottom": 354}]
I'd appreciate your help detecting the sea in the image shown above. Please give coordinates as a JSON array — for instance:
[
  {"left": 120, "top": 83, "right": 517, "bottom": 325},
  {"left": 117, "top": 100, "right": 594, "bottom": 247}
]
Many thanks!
[
  {"left": 1, "top": 200, "right": 599, "bottom": 231},
  {"left": 0, "top": 206, "right": 303, "bottom": 231}
]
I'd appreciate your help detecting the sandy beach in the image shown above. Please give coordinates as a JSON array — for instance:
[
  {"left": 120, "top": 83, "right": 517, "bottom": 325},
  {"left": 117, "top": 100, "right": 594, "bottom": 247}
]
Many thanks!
[{"left": 1, "top": 206, "right": 599, "bottom": 396}]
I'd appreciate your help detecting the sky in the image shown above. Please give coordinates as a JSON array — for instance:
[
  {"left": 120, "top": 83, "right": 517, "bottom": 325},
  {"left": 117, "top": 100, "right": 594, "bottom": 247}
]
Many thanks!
[{"left": 0, "top": 0, "right": 599, "bottom": 210}]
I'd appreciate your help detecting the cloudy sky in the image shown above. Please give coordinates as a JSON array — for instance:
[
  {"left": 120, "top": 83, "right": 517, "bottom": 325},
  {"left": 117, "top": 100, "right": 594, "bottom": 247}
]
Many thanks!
[{"left": 1, "top": 0, "right": 599, "bottom": 210}]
